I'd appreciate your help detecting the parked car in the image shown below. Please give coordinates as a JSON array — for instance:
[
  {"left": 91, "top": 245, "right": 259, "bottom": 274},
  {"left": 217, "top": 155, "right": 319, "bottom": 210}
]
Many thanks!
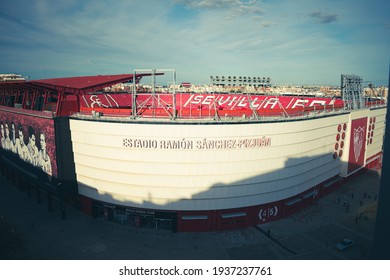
[{"left": 336, "top": 239, "right": 354, "bottom": 250}]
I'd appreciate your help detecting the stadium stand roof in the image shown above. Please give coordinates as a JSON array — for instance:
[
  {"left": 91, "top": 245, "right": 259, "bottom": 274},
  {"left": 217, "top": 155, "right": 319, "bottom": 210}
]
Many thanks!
[{"left": 0, "top": 73, "right": 146, "bottom": 94}]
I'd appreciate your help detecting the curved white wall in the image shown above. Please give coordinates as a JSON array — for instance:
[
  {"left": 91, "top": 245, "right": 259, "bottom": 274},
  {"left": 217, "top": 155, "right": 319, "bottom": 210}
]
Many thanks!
[
  {"left": 366, "top": 108, "right": 386, "bottom": 160},
  {"left": 70, "top": 114, "right": 351, "bottom": 211}
]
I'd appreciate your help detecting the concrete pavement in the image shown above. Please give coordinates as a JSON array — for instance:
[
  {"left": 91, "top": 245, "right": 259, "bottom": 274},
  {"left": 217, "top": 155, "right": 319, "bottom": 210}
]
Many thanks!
[{"left": 0, "top": 168, "right": 381, "bottom": 260}]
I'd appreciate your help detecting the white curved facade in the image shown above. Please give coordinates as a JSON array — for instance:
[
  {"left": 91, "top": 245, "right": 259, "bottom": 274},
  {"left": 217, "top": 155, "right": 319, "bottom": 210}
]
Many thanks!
[
  {"left": 70, "top": 115, "right": 340, "bottom": 210},
  {"left": 70, "top": 108, "right": 385, "bottom": 214}
]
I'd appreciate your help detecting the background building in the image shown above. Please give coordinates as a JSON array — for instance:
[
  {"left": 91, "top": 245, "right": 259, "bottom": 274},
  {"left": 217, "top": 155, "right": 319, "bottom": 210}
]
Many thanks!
[{"left": 210, "top": 75, "right": 271, "bottom": 87}]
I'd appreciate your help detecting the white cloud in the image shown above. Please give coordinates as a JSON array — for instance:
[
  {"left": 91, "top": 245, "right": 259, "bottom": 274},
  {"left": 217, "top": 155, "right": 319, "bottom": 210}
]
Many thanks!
[
  {"left": 0, "top": 0, "right": 388, "bottom": 85},
  {"left": 174, "top": 0, "right": 239, "bottom": 9}
]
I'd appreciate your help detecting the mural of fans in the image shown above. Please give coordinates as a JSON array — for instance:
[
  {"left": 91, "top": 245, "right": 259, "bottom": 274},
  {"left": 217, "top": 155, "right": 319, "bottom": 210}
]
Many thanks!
[
  {"left": 10, "top": 122, "right": 16, "bottom": 154},
  {"left": 0, "top": 117, "right": 53, "bottom": 177},
  {"left": 4, "top": 122, "right": 11, "bottom": 151},
  {"left": 38, "top": 132, "right": 52, "bottom": 176},
  {"left": 0, "top": 109, "right": 57, "bottom": 178},
  {"left": 16, "top": 124, "right": 29, "bottom": 161},
  {"left": 27, "top": 126, "right": 39, "bottom": 166},
  {"left": 0, "top": 121, "right": 4, "bottom": 148}
]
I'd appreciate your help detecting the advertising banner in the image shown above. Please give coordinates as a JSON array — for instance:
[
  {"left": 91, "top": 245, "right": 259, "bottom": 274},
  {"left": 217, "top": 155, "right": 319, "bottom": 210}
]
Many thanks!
[{"left": 79, "top": 93, "right": 345, "bottom": 111}]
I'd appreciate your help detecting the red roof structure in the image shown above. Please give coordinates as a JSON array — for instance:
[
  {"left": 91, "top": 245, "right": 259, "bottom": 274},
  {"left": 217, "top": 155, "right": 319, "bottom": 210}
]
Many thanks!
[
  {"left": 0, "top": 73, "right": 147, "bottom": 94},
  {"left": 31, "top": 74, "right": 139, "bottom": 93},
  {"left": 0, "top": 73, "right": 152, "bottom": 116}
]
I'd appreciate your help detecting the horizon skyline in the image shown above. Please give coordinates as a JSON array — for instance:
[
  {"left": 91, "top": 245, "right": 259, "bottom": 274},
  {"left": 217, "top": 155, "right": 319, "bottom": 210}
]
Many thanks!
[
  {"left": 0, "top": 0, "right": 389, "bottom": 86},
  {"left": 1, "top": 70, "right": 388, "bottom": 87}
]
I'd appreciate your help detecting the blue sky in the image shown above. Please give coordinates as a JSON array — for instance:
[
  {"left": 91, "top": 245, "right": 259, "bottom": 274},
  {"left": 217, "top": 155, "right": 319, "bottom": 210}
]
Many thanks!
[{"left": 0, "top": 0, "right": 389, "bottom": 86}]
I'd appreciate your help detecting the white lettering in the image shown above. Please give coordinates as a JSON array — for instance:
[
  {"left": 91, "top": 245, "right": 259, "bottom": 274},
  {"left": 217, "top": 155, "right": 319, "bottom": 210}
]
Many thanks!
[
  {"left": 106, "top": 94, "right": 119, "bottom": 107},
  {"left": 230, "top": 97, "right": 243, "bottom": 109},
  {"left": 285, "top": 98, "right": 295, "bottom": 109},
  {"left": 227, "top": 96, "right": 238, "bottom": 107},
  {"left": 190, "top": 95, "right": 203, "bottom": 105},
  {"left": 90, "top": 95, "right": 108, "bottom": 108},
  {"left": 160, "top": 139, "right": 193, "bottom": 150},
  {"left": 123, "top": 138, "right": 157, "bottom": 149},
  {"left": 202, "top": 95, "right": 215, "bottom": 105},
  {"left": 309, "top": 100, "right": 326, "bottom": 107},
  {"left": 237, "top": 98, "right": 248, "bottom": 107},
  {"left": 216, "top": 96, "right": 232, "bottom": 106},
  {"left": 183, "top": 94, "right": 194, "bottom": 107},
  {"left": 291, "top": 99, "right": 308, "bottom": 109},
  {"left": 250, "top": 98, "right": 260, "bottom": 109},
  {"left": 263, "top": 98, "right": 279, "bottom": 109},
  {"left": 123, "top": 137, "right": 271, "bottom": 150}
]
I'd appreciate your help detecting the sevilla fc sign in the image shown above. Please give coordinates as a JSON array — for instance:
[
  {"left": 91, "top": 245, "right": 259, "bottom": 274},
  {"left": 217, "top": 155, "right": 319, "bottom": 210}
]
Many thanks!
[{"left": 348, "top": 117, "right": 367, "bottom": 174}]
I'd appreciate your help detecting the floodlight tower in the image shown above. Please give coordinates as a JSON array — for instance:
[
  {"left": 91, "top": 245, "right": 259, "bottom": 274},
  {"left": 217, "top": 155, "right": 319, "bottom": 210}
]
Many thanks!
[{"left": 341, "top": 74, "right": 364, "bottom": 110}]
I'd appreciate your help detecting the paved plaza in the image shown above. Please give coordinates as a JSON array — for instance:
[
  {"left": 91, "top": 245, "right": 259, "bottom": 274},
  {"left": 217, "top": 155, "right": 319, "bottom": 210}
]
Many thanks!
[{"left": 0, "top": 168, "right": 381, "bottom": 260}]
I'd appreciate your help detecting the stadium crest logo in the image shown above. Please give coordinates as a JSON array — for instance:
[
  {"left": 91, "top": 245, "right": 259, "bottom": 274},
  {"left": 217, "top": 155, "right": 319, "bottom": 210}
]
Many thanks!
[{"left": 353, "top": 126, "right": 365, "bottom": 162}]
